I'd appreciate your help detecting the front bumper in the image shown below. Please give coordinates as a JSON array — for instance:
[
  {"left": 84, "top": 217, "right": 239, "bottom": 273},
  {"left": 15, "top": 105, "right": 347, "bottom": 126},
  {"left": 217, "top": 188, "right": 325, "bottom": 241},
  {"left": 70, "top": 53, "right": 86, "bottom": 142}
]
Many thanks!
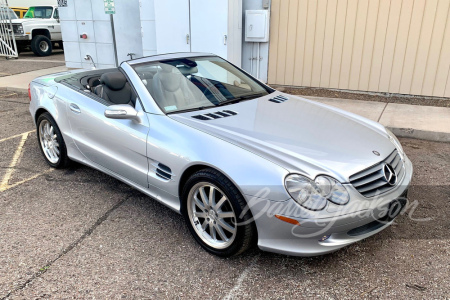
[
  {"left": 248, "top": 155, "right": 413, "bottom": 256},
  {"left": 14, "top": 34, "right": 30, "bottom": 41}
]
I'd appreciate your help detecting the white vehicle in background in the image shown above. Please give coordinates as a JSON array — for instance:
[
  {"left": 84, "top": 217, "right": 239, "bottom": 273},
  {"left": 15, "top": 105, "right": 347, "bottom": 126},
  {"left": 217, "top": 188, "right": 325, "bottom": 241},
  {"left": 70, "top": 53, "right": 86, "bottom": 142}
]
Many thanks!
[
  {"left": 0, "top": 6, "right": 18, "bottom": 20},
  {"left": 11, "top": 5, "right": 62, "bottom": 56}
]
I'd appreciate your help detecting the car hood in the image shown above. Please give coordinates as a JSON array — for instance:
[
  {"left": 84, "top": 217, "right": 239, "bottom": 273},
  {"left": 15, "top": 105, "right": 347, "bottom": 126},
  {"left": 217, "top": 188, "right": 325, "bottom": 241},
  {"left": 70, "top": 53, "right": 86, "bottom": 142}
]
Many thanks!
[
  {"left": 169, "top": 93, "right": 395, "bottom": 182},
  {"left": 10, "top": 19, "right": 28, "bottom": 24},
  {"left": 11, "top": 18, "right": 49, "bottom": 24}
]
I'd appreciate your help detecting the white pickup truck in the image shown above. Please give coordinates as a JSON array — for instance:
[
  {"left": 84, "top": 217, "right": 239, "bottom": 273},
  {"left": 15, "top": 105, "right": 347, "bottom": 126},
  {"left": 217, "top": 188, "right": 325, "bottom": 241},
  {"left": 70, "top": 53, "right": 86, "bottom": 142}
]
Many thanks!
[{"left": 11, "top": 5, "right": 62, "bottom": 56}]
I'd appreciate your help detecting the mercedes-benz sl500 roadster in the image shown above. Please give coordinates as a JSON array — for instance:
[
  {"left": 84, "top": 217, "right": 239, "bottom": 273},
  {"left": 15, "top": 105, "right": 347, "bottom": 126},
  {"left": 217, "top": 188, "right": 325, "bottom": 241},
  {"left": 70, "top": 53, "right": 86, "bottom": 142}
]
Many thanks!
[{"left": 29, "top": 53, "right": 412, "bottom": 257}]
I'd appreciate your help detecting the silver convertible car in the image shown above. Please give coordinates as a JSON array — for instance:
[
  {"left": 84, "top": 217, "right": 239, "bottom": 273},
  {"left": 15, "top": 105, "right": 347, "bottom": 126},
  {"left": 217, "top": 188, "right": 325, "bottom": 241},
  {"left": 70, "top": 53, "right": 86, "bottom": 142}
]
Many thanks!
[{"left": 29, "top": 53, "right": 412, "bottom": 257}]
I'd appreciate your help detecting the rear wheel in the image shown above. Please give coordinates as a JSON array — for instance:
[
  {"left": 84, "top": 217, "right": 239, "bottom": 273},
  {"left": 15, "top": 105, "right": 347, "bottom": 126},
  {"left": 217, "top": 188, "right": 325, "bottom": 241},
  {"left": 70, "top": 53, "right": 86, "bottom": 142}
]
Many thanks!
[
  {"left": 182, "top": 168, "right": 256, "bottom": 257},
  {"left": 31, "top": 35, "right": 52, "bottom": 56},
  {"left": 37, "top": 113, "right": 70, "bottom": 168}
]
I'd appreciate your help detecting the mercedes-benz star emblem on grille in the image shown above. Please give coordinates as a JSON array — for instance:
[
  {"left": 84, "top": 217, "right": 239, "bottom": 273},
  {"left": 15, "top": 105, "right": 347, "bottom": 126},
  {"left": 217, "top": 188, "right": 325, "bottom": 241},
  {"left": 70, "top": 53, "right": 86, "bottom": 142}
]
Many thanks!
[
  {"left": 382, "top": 163, "right": 397, "bottom": 186},
  {"left": 373, "top": 150, "right": 380, "bottom": 156}
]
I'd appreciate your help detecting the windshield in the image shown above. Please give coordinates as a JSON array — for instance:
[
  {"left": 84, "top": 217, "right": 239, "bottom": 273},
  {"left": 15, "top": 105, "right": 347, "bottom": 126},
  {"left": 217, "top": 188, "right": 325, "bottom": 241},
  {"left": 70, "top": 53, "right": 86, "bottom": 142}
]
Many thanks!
[
  {"left": 133, "top": 56, "right": 271, "bottom": 113},
  {"left": 0, "top": 8, "right": 18, "bottom": 20},
  {"left": 24, "top": 6, "right": 53, "bottom": 19}
]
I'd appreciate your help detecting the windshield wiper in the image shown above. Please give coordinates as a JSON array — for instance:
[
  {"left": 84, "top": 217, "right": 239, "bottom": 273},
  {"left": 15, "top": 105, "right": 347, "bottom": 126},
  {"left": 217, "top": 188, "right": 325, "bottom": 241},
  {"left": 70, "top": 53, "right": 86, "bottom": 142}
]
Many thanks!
[
  {"left": 216, "top": 93, "right": 265, "bottom": 107},
  {"left": 167, "top": 105, "right": 217, "bottom": 114}
]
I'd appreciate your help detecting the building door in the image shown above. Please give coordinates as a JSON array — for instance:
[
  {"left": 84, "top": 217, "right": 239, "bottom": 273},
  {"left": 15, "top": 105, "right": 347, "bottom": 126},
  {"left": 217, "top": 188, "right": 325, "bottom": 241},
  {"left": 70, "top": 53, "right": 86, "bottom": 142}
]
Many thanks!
[
  {"left": 190, "top": 0, "right": 228, "bottom": 58},
  {"left": 154, "top": 0, "right": 229, "bottom": 59},
  {"left": 154, "top": 0, "right": 191, "bottom": 54}
]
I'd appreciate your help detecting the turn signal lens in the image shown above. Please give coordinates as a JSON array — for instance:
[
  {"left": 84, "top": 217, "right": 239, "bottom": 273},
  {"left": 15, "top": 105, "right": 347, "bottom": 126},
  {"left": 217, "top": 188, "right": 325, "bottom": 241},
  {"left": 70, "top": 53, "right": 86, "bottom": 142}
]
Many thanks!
[
  {"left": 28, "top": 83, "right": 31, "bottom": 101},
  {"left": 275, "top": 215, "right": 300, "bottom": 226}
]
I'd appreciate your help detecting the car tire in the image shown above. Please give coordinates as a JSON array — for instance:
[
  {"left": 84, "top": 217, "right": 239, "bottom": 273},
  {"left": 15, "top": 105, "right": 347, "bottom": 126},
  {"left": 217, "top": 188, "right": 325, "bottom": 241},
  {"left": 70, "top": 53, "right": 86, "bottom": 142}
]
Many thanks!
[
  {"left": 36, "top": 112, "right": 70, "bottom": 169},
  {"left": 182, "top": 168, "right": 256, "bottom": 257},
  {"left": 31, "top": 35, "right": 52, "bottom": 56}
]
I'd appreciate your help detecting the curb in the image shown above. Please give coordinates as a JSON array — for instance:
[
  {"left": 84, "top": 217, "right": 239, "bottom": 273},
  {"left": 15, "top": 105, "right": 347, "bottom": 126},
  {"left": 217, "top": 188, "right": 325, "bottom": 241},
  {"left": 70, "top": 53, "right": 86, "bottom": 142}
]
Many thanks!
[
  {"left": 388, "top": 127, "right": 450, "bottom": 143},
  {"left": 0, "top": 87, "right": 29, "bottom": 93}
]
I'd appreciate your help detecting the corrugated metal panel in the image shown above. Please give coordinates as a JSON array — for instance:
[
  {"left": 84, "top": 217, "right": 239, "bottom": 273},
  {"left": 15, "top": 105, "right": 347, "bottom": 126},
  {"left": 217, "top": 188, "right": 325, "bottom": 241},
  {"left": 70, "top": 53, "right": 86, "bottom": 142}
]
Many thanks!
[{"left": 268, "top": 0, "right": 450, "bottom": 97}]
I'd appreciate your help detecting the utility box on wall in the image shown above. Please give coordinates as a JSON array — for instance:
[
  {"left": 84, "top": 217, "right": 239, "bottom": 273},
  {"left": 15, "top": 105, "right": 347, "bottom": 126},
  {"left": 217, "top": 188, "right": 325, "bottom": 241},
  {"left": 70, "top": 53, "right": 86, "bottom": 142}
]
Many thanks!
[{"left": 245, "top": 10, "right": 269, "bottom": 43}]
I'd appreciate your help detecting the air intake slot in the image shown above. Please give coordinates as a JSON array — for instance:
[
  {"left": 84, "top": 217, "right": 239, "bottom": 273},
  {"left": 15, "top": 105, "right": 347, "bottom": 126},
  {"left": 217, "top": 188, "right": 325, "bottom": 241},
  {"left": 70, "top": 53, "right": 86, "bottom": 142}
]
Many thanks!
[
  {"left": 192, "top": 110, "right": 238, "bottom": 120},
  {"left": 269, "top": 95, "right": 289, "bottom": 103},
  {"left": 192, "top": 115, "right": 212, "bottom": 120},
  {"left": 156, "top": 163, "right": 172, "bottom": 180}
]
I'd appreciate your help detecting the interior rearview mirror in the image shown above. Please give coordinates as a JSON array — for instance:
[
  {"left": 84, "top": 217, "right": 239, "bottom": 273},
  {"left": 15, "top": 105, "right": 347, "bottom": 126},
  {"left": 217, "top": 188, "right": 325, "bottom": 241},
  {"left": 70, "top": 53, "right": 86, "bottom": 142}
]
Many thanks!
[{"left": 104, "top": 105, "right": 141, "bottom": 122}]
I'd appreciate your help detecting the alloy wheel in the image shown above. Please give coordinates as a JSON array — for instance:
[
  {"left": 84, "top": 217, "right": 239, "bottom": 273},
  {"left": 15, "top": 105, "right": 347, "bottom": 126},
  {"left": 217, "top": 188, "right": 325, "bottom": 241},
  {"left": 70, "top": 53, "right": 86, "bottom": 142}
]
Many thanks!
[
  {"left": 39, "top": 119, "right": 60, "bottom": 164},
  {"left": 187, "top": 182, "right": 237, "bottom": 249}
]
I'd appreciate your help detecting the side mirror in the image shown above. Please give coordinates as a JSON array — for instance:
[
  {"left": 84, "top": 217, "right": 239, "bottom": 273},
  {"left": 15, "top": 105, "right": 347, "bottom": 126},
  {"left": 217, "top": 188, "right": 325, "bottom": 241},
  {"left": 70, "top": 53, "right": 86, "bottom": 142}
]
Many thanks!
[{"left": 104, "top": 105, "right": 141, "bottom": 122}]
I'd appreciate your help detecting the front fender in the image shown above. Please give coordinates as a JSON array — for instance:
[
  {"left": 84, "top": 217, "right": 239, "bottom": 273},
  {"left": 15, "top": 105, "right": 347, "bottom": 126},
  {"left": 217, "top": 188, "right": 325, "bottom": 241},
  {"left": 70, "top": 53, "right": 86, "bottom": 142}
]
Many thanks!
[{"left": 145, "top": 114, "right": 291, "bottom": 207}]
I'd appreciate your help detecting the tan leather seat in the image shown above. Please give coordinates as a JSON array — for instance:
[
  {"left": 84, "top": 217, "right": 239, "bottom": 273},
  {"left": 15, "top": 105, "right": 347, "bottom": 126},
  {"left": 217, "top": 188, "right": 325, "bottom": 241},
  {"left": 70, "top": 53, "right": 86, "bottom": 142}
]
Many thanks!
[{"left": 151, "top": 64, "right": 202, "bottom": 110}]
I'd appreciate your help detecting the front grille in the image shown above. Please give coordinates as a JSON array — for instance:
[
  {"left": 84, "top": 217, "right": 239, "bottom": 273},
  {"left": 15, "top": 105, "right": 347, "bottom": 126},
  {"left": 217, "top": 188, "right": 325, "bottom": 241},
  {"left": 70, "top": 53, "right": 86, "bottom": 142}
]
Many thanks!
[
  {"left": 12, "top": 24, "right": 22, "bottom": 34},
  {"left": 349, "top": 150, "right": 405, "bottom": 198}
]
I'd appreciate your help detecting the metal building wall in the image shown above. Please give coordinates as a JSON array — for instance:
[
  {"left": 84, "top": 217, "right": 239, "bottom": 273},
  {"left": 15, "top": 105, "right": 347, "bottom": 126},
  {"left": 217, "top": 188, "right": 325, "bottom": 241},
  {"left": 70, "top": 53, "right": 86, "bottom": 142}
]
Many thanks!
[
  {"left": 268, "top": 0, "right": 450, "bottom": 97},
  {"left": 59, "top": 0, "right": 142, "bottom": 69}
]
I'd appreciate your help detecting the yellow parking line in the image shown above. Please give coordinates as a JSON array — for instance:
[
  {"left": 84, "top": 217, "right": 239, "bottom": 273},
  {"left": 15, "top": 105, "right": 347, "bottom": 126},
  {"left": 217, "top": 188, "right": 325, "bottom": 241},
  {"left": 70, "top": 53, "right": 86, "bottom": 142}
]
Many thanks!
[
  {"left": 0, "top": 132, "right": 29, "bottom": 190},
  {"left": 0, "top": 129, "right": 54, "bottom": 192},
  {"left": 0, "top": 130, "right": 36, "bottom": 143},
  {"left": 0, "top": 168, "right": 54, "bottom": 192}
]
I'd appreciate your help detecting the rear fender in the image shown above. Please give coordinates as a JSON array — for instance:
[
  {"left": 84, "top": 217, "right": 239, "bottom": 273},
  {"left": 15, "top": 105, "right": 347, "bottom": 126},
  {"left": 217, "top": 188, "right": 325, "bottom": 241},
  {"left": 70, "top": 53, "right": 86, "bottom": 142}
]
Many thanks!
[{"left": 29, "top": 82, "right": 72, "bottom": 147}]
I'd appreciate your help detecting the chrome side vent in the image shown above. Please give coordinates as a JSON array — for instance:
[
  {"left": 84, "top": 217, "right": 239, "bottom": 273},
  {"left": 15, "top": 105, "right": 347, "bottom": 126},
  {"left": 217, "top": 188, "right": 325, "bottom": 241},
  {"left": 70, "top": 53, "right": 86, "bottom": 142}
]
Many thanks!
[
  {"left": 156, "top": 163, "right": 172, "bottom": 180},
  {"left": 192, "top": 110, "right": 238, "bottom": 121},
  {"left": 269, "top": 95, "right": 289, "bottom": 103},
  {"left": 349, "top": 150, "right": 405, "bottom": 198}
]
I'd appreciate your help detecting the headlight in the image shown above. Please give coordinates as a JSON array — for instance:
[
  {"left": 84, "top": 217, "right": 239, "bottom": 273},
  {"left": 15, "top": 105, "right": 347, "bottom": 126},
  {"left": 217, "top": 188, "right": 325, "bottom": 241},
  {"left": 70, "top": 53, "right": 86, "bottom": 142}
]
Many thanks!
[
  {"left": 13, "top": 25, "right": 24, "bottom": 34},
  {"left": 386, "top": 129, "right": 404, "bottom": 155},
  {"left": 285, "top": 174, "right": 349, "bottom": 211}
]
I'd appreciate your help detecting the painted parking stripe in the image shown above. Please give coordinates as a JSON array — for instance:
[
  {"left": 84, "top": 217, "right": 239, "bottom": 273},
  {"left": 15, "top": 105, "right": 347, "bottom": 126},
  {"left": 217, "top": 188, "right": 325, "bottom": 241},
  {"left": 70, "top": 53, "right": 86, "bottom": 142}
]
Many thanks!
[
  {"left": 0, "top": 130, "right": 35, "bottom": 143},
  {"left": 0, "top": 169, "right": 54, "bottom": 192},
  {"left": 0, "top": 132, "right": 29, "bottom": 191},
  {"left": 223, "top": 255, "right": 260, "bottom": 300},
  {"left": 0, "top": 130, "right": 53, "bottom": 192}
]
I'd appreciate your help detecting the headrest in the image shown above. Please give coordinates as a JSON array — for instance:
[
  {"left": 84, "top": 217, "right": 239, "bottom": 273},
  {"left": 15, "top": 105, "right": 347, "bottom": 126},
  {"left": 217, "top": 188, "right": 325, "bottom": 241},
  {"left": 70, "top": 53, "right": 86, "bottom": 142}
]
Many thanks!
[
  {"left": 159, "top": 72, "right": 182, "bottom": 92},
  {"left": 100, "top": 72, "right": 127, "bottom": 91},
  {"left": 160, "top": 63, "right": 177, "bottom": 73},
  {"left": 178, "top": 66, "right": 198, "bottom": 75}
]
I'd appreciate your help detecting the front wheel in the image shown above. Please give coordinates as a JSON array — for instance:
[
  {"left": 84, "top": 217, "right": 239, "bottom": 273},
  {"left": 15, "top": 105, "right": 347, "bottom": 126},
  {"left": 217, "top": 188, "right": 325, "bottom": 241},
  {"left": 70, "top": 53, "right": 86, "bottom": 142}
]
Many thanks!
[
  {"left": 37, "top": 113, "right": 70, "bottom": 168},
  {"left": 182, "top": 168, "right": 256, "bottom": 257},
  {"left": 31, "top": 35, "right": 52, "bottom": 56}
]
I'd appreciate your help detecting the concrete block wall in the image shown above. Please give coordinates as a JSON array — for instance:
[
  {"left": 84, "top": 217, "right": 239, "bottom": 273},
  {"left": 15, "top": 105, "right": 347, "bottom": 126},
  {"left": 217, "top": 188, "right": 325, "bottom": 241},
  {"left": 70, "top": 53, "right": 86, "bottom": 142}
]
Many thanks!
[{"left": 59, "top": 0, "right": 143, "bottom": 69}]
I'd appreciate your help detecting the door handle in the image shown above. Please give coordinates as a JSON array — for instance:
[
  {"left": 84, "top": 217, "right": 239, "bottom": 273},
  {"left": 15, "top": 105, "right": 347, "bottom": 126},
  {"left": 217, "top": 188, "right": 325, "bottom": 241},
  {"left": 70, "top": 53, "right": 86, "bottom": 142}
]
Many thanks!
[
  {"left": 186, "top": 34, "right": 190, "bottom": 44},
  {"left": 69, "top": 103, "right": 81, "bottom": 114},
  {"left": 224, "top": 34, "right": 227, "bottom": 45}
]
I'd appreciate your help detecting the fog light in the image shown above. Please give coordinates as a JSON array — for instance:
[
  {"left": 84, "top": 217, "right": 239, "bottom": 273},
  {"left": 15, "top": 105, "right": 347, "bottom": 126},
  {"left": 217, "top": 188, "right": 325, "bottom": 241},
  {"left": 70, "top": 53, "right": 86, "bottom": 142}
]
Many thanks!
[{"left": 319, "top": 235, "right": 331, "bottom": 242}]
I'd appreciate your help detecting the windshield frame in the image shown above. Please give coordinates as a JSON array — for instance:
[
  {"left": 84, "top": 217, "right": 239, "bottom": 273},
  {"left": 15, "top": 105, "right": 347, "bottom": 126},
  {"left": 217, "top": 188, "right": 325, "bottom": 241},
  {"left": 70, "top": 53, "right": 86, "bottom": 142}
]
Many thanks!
[
  {"left": 131, "top": 55, "right": 275, "bottom": 115},
  {"left": 24, "top": 6, "right": 54, "bottom": 19}
]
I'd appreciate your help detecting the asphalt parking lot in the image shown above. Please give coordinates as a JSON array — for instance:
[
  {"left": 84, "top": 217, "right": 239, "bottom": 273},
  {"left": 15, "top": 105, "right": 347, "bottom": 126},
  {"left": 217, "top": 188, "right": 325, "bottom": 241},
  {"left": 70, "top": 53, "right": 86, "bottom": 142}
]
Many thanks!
[
  {"left": 0, "top": 87, "right": 449, "bottom": 298},
  {"left": 0, "top": 51, "right": 64, "bottom": 78}
]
